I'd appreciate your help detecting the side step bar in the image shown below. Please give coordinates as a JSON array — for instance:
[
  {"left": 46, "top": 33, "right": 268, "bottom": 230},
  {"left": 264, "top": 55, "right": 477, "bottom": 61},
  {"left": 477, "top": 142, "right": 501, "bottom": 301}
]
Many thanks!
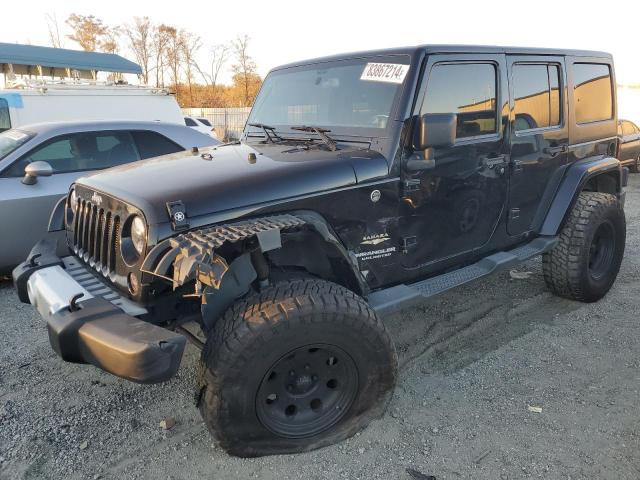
[{"left": 368, "top": 236, "right": 558, "bottom": 316}]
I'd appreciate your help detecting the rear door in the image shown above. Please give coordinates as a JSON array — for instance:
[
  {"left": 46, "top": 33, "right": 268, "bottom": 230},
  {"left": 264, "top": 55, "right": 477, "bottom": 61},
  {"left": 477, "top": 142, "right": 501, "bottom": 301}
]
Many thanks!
[{"left": 506, "top": 56, "right": 569, "bottom": 235}]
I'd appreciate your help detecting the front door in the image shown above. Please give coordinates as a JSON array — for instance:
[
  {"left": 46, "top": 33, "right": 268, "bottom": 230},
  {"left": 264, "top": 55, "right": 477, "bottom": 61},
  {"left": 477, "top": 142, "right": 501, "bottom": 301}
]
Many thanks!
[
  {"left": 401, "top": 54, "right": 509, "bottom": 272},
  {"left": 506, "top": 56, "right": 569, "bottom": 235}
]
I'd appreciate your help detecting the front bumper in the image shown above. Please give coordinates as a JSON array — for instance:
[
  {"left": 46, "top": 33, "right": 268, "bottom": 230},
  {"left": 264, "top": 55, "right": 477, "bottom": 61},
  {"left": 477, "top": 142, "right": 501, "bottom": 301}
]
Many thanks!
[{"left": 12, "top": 241, "right": 186, "bottom": 384}]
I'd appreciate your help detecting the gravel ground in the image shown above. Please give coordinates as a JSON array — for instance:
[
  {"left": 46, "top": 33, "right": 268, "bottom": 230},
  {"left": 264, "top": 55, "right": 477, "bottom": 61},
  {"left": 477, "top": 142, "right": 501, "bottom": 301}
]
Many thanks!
[{"left": 1, "top": 176, "right": 639, "bottom": 480}]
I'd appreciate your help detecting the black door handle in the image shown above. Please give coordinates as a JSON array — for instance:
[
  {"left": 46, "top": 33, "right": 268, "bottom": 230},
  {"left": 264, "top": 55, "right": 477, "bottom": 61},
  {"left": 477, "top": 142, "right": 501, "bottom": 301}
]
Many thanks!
[
  {"left": 482, "top": 154, "right": 508, "bottom": 168},
  {"left": 543, "top": 145, "right": 568, "bottom": 157}
]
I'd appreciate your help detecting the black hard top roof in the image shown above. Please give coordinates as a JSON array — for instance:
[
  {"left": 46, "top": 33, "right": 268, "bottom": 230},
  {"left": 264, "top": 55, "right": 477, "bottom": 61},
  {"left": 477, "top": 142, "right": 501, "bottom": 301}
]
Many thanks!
[{"left": 273, "top": 45, "right": 612, "bottom": 71}]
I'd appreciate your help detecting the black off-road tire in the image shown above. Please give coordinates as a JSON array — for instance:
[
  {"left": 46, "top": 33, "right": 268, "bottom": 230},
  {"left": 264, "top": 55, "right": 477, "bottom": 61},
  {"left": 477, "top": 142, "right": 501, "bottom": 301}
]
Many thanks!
[
  {"left": 543, "top": 191, "right": 625, "bottom": 302},
  {"left": 197, "top": 278, "right": 397, "bottom": 457}
]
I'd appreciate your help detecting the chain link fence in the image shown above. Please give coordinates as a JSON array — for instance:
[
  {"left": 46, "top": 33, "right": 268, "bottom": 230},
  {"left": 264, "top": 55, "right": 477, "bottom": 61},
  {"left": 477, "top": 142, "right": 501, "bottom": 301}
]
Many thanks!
[{"left": 182, "top": 107, "right": 251, "bottom": 141}]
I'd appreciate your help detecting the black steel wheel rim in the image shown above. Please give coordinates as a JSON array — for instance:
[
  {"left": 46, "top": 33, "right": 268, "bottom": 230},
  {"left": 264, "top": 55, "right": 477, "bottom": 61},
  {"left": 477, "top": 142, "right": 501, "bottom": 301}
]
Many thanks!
[
  {"left": 588, "top": 220, "right": 616, "bottom": 280},
  {"left": 256, "top": 344, "right": 358, "bottom": 438}
]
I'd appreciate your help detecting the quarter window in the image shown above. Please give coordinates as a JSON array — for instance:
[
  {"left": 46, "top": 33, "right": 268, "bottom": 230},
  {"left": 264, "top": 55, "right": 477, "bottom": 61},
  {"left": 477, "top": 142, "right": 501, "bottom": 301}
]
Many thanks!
[
  {"left": 422, "top": 63, "right": 497, "bottom": 139},
  {"left": 132, "top": 131, "right": 183, "bottom": 158},
  {"left": 512, "top": 64, "right": 561, "bottom": 131},
  {"left": 573, "top": 63, "right": 613, "bottom": 124},
  {"left": 184, "top": 117, "right": 197, "bottom": 127}
]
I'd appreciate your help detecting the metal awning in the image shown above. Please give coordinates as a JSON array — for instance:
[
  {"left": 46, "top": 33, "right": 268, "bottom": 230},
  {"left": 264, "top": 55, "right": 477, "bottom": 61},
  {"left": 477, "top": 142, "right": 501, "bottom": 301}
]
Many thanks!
[{"left": 0, "top": 42, "right": 142, "bottom": 74}]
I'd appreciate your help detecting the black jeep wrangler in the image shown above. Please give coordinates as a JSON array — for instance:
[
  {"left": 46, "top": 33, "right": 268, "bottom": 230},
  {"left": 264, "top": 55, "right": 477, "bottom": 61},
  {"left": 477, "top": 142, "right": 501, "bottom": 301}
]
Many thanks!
[{"left": 14, "top": 45, "right": 627, "bottom": 457}]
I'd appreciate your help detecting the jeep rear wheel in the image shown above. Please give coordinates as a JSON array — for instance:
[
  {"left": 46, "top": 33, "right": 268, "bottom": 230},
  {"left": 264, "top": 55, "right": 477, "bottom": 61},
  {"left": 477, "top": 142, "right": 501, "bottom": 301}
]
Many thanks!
[
  {"left": 197, "top": 278, "right": 397, "bottom": 457},
  {"left": 543, "top": 191, "right": 625, "bottom": 302}
]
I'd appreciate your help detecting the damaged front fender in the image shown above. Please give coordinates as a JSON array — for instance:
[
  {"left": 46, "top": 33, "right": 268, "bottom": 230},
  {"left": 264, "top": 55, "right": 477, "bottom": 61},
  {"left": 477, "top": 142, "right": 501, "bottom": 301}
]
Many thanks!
[{"left": 141, "top": 214, "right": 306, "bottom": 290}]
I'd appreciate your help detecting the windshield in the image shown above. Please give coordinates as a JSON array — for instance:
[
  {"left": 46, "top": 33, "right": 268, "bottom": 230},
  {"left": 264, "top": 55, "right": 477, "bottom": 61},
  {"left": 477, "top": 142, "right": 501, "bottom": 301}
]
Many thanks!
[
  {"left": 247, "top": 56, "right": 410, "bottom": 136},
  {"left": 0, "top": 129, "right": 32, "bottom": 161}
]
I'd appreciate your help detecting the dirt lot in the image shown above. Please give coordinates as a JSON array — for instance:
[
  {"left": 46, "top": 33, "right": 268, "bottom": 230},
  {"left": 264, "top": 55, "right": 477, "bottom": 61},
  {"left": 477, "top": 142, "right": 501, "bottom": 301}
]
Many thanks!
[{"left": 1, "top": 176, "right": 639, "bottom": 480}]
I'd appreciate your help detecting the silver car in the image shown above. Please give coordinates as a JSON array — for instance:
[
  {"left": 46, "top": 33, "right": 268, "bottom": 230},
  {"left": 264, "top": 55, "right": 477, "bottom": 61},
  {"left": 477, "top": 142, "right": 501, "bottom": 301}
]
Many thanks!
[{"left": 0, "top": 120, "right": 219, "bottom": 273}]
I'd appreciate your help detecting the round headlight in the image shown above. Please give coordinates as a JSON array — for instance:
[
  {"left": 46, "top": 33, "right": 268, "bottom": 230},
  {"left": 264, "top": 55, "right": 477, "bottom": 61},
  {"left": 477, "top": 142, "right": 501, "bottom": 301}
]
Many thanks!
[
  {"left": 131, "top": 216, "right": 147, "bottom": 255},
  {"left": 69, "top": 189, "right": 77, "bottom": 212}
]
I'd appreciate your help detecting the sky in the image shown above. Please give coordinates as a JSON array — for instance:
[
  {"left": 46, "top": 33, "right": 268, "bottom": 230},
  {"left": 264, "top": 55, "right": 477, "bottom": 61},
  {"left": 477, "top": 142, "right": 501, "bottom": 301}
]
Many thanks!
[{"left": 2, "top": 0, "right": 639, "bottom": 86}]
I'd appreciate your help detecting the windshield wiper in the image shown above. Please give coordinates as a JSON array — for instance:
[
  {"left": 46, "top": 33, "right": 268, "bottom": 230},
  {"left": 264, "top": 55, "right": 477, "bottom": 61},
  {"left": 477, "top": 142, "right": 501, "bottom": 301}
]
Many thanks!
[
  {"left": 247, "top": 123, "right": 283, "bottom": 143},
  {"left": 291, "top": 125, "right": 337, "bottom": 151}
]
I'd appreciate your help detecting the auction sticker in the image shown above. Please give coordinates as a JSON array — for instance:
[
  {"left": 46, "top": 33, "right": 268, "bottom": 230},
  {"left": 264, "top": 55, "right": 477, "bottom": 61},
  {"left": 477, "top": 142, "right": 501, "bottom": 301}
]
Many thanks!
[{"left": 361, "top": 63, "right": 409, "bottom": 84}]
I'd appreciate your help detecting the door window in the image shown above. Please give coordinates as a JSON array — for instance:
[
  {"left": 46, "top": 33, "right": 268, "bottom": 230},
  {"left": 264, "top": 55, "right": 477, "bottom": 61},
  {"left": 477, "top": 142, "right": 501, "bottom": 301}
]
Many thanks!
[
  {"left": 132, "top": 131, "right": 183, "bottom": 158},
  {"left": 421, "top": 63, "right": 498, "bottom": 139},
  {"left": 573, "top": 63, "right": 613, "bottom": 124},
  {"left": 512, "top": 64, "right": 562, "bottom": 131},
  {"left": 3, "top": 131, "right": 140, "bottom": 177}
]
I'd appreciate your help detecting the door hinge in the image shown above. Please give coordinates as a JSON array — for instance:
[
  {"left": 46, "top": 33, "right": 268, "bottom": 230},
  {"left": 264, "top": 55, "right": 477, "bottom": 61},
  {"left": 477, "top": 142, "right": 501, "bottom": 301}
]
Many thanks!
[
  {"left": 401, "top": 236, "right": 417, "bottom": 253},
  {"left": 402, "top": 178, "right": 421, "bottom": 195},
  {"left": 511, "top": 159, "right": 523, "bottom": 174}
]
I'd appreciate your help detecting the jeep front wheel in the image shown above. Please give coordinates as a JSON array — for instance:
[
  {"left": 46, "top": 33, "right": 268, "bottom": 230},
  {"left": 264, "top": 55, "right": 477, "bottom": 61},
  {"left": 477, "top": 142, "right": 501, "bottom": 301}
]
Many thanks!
[
  {"left": 197, "top": 278, "right": 397, "bottom": 457},
  {"left": 543, "top": 191, "right": 625, "bottom": 302}
]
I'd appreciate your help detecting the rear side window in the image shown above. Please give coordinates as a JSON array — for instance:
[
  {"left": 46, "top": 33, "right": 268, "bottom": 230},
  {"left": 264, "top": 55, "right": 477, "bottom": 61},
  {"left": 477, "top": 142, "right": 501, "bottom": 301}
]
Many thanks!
[
  {"left": 513, "top": 64, "right": 562, "bottom": 131},
  {"left": 573, "top": 63, "right": 613, "bottom": 124},
  {"left": 184, "top": 117, "right": 197, "bottom": 127},
  {"left": 132, "top": 131, "right": 183, "bottom": 159},
  {"left": 422, "top": 63, "right": 497, "bottom": 139}
]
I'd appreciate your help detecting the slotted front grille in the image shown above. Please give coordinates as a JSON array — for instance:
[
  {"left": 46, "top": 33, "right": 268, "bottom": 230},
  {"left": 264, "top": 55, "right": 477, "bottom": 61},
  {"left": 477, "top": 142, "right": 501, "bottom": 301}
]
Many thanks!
[{"left": 73, "top": 199, "right": 120, "bottom": 277}]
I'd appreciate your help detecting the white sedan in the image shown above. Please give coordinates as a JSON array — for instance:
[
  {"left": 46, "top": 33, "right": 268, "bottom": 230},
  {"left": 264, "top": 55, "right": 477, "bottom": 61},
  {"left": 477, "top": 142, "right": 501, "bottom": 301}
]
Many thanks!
[{"left": 184, "top": 116, "right": 218, "bottom": 139}]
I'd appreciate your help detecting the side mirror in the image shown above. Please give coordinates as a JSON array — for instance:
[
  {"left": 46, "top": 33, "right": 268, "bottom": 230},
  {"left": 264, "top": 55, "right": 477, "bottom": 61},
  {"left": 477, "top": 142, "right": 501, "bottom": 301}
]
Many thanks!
[
  {"left": 407, "top": 113, "right": 457, "bottom": 171},
  {"left": 22, "top": 161, "right": 53, "bottom": 185},
  {"left": 416, "top": 113, "right": 457, "bottom": 150}
]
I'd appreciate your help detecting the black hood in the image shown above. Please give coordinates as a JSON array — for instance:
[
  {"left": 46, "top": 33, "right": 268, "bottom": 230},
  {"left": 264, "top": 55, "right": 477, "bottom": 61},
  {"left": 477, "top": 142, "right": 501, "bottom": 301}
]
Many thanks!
[{"left": 77, "top": 141, "right": 390, "bottom": 224}]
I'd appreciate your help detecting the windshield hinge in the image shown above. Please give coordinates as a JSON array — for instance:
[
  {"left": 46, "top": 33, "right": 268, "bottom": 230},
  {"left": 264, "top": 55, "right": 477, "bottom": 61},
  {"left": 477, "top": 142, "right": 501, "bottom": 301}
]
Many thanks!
[{"left": 166, "top": 201, "right": 189, "bottom": 231}]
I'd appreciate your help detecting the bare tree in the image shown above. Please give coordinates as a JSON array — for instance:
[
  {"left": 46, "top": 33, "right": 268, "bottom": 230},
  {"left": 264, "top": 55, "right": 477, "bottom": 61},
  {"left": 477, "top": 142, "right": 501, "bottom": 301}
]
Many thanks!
[
  {"left": 100, "top": 26, "right": 121, "bottom": 54},
  {"left": 45, "top": 13, "right": 64, "bottom": 48},
  {"left": 180, "top": 32, "right": 201, "bottom": 105},
  {"left": 125, "top": 17, "right": 153, "bottom": 84},
  {"left": 231, "top": 35, "right": 257, "bottom": 106},
  {"left": 164, "top": 27, "right": 185, "bottom": 88},
  {"left": 65, "top": 14, "right": 108, "bottom": 51},
  {"left": 196, "top": 44, "right": 229, "bottom": 87},
  {"left": 152, "top": 24, "right": 173, "bottom": 87}
]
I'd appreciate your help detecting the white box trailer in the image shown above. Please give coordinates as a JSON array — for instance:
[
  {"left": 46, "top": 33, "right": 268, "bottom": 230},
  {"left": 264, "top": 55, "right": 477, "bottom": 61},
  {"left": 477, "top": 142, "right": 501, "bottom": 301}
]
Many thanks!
[
  {"left": 0, "top": 83, "right": 183, "bottom": 131},
  {"left": 0, "top": 42, "right": 183, "bottom": 131}
]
